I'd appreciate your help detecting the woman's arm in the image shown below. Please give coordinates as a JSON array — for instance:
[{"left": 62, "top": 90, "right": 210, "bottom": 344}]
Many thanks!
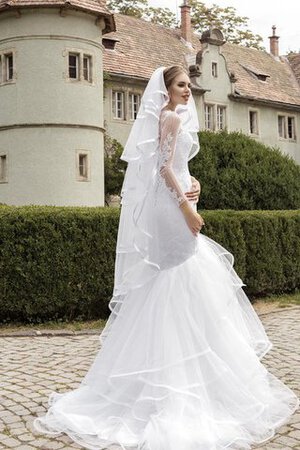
[{"left": 158, "top": 112, "right": 205, "bottom": 235}]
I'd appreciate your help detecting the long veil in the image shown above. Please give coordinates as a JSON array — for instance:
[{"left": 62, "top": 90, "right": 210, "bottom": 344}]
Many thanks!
[{"left": 101, "top": 66, "right": 200, "bottom": 343}]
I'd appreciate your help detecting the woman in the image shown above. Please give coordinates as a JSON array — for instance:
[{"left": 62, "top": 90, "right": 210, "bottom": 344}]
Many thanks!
[{"left": 34, "top": 66, "right": 298, "bottom": 449}]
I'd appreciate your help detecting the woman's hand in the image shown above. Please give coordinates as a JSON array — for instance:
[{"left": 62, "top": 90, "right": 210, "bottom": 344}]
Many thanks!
[
  {"left": 185, "top": 176, "right": 201, "bottom": 204},
  {"left": 180, "top": 201, "right": 205, "bottom": 236}
]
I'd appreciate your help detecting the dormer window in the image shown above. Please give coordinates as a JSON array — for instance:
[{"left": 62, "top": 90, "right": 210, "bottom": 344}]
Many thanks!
[
  {"left": 102, "top": 38, "right": 119, "bottom": 50},
  {"left": 241, "top": 64, "right": 270, "bottom": 82},
  {"left": 256, "top": 74, "right": 268, "bottom": 82}
]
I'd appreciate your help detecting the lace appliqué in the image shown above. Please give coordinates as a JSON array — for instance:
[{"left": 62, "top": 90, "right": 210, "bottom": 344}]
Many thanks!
[{"left": 156, "top": 131, "right": 186, "bottom": 206}]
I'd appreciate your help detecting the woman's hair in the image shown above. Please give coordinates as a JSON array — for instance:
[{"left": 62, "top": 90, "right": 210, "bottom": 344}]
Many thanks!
[{"left": 163, "top": 65, "right": 189, "bottom": 90}]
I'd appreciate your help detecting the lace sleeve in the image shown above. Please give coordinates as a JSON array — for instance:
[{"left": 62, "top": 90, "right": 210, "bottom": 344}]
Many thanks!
[{"left": 158, "top": 111, "right": 188, "bottom": 207}]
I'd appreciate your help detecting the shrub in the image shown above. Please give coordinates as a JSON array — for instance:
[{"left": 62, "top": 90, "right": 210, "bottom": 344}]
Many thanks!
[
  {"left": 104, "top": 130, "right": 300, "bottom": 210},
  {"left": 104, "top": 134, "right": 126, "bottom": 201},
  {"left": 189, "top": 131, "right": 300, "bottom": 210},
  {"left": 0, "top": 206, "right": 299, "bottom": 323}
]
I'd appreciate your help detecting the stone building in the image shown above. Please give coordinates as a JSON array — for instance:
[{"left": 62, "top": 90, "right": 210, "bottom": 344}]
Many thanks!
[
  {"left": 0, "top": 0, "right": 114, "bottom": 206},
  {"left": 103, "top": 6, "right": 300, "bottom": 164},
  {"left": 1, "top": 0, "right": 299, "bottom": 207}
]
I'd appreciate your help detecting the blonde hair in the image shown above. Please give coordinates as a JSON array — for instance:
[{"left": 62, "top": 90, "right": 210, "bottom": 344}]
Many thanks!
[{"left": 163, "top": 65, "right": 189, "bottom": 90}]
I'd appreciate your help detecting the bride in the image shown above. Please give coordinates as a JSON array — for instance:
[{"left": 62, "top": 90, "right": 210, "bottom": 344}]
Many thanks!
[{"left": 34, "top": 66, "right": 298, "bottom": 449}]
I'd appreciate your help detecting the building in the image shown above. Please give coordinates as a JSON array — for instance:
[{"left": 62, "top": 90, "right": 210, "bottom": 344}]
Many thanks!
[
  {"left": 1, "top": 0, "right": 299, "bottom": 207},
  {"left": 0, "top": 0, "right": 114, "bottom": 206},
  {"left": 103, "top": 7, "right": 300, "bottom": 165}
]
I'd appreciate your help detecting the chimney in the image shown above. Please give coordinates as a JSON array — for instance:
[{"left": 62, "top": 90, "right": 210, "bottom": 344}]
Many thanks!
[
  {"left": 269, "top": 25, "right": 279, "bottom": 57},
  {"left": 180, "top": 0, "right": 192, "bottom": 44}
]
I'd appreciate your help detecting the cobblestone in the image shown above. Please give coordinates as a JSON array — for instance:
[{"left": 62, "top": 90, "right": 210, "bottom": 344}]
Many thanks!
[{"left": 1, "top": 307, "right": 299, "bottom": 449}]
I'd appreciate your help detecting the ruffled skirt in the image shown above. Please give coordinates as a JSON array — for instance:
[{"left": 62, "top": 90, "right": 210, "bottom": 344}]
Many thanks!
[{"left": 34, "top": 234, "right": 299, "bottom": 450}]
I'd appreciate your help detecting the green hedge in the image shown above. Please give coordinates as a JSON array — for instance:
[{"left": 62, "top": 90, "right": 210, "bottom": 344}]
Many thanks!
[
  {"left": 189, "top": 131, "right": 300, "bottom": 210},
  {"left": 0, "top": 206, "right": 299, "bottom": 323}
]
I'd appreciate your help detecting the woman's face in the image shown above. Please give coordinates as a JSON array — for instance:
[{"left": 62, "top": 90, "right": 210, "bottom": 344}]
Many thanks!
[{"left": 167, "top": 72, "right": 191, "bottom": 107}]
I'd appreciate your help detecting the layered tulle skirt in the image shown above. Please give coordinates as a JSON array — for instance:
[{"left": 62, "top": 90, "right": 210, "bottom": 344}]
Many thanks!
[{"left": 34, "top": 233, "right": 298, "bottom": 450}]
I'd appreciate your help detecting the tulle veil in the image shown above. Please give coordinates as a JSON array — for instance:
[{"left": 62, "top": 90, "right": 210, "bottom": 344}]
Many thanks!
[{"left": 101, "top": 66, "right": 200, "bottom": 343}]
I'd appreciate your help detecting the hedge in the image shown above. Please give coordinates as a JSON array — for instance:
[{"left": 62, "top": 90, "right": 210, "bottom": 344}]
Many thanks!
[
  {"left": 0, "top": 206, "right": 299, "bottom": 323},
  {"left": 189, "top": 131, "right": 300, "bottom": 210},
  {"left": 104, "top": 131, "right": 300, "bottom": 210}
]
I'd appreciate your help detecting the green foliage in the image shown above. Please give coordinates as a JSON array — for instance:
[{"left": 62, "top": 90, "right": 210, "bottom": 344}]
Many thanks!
[
  {"left": 201, "top": 210, "right": 300, "bottom": 296},
  {"left": 142, "top": 6, "right": 177, "bottom": 28},
  {"left": 189, "top": 131, "right": 300, "bottom": 210},
  {"left": 107, "top": 0, "right": 147, "bottom": 18},
  {"left": 0, "top": 206, "right": 299, "bottom": 323},
  {"left": 107, "top": 0, "right": 264, "bottom": 49},
  {"left": 0, "top": 206, "right": 119, "bottom": 323},
  {"left": 189, "top": 1, "right": 264, "bottom": 49},
  {"left": 104, "top": 134, "right": 127, "bottom": 199}
]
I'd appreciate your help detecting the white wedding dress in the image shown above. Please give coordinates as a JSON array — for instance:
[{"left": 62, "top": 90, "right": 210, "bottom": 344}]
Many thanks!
[{"left": 34, "top": 110, "right": 298, "bottom": 450}]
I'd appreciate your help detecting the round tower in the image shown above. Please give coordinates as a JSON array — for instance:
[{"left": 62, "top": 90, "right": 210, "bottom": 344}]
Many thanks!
[{"left": 0, "top": 0, "right": 115, "bottom": 206}]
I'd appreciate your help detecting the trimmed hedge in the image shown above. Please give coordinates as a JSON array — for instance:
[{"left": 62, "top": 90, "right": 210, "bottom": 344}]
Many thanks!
[
  {"left": 189, "top": 131, "right": 300, "bottom": 210},
  {"left": 103, "top": 131, "right": 300, "bottom": 210},
  {"left": 0, "top": 206, "right": 299, "bottom": 323}
]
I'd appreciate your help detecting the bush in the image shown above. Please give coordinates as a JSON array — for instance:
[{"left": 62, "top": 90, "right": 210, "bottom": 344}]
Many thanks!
[
  {"left": 0, "top": 206, "right": 119, "bottom": 323},
  {"left": 104, "top": 130, "right": 300, "bottom": 210},
  {"left": 104, "top": 134, "right": 126, "bottom": 201},
  {"left": 0, "top": 206, "right": 299, "bottom": 323},
  {"left": 189, "top": 131, "right": 300, "bottom": 210}
]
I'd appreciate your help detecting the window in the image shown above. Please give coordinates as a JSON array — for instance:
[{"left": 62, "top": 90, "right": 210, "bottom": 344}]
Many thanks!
[
  {"left": 76, "top": 151, "right": 90, "bottom": 181},
  {"left": 83, "top": 55, "right": 92, "bottom": 82},
  {"left": 112, "top": 91, "right": 125, "bottom": 119},
  {"left": 287, "top": 116, "right": 295, "bottom": 140},
  {"left": 278, "top": 115, "right": 285, "bottom": 138},
  {"left": 212, "top": 62, "right": 218, "bottom": 78},
  {"left": 204, "top": 104, "right": 227, "bottom": 131},
  {"left": 217, "top": 106, "right": 226, "bottom": 130},
  {"left": 69, "top": 53, "right": 79, "bottom": 80},
  {"left": 67, "top": 51, "right": 93, "bottom": 82},
  {"left": 204, "top": 104, "right": 214, "bottom": 130},
  {"left": 278, "top": 115, "right": 296, "bottom": 141},
  {"left": 0, "top": 154, "right": 7, "bottom": 182},
  {"left": 249, "top": 110, "right": 259, "bottom": 135},
  {"left": 5, "top": 53, "right": 13, "bottom": 81},
  {"left": 0, "top": 50, "right": 15, "bottom": 84},
  {"left": 129, "top": 93, "right": 140, "bottom": 120}
]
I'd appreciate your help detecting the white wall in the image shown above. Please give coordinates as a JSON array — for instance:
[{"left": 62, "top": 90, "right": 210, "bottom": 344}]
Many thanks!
[{"left": 0, "top": 8, "right": 105, "bottom": 206}]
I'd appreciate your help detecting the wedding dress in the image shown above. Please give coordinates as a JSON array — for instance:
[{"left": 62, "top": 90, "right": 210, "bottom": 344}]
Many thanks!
[{"left": 34, "top": 69, "right": 298, "bottom": 450}]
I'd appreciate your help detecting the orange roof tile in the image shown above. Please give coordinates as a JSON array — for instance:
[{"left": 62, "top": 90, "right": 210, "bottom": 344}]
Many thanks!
[
  {"left": 103, "top": 14, "right": 300, "bottom": 108},
  {"left": 0, "top": 0, "right": 115, "bottom": 32},
  {"left": 222, "top": 43, "right": 300, "bottom": 107},
  {"left": 103, "top": 13, "right": 201, "bottom": 80},
  {"left": 287, "top": 53, "right": 300, "bottom": 86}
]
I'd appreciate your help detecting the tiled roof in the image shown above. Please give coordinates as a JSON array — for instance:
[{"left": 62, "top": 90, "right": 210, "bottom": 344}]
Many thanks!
[
  {"left": 287, "top": 53, "right": 300, "bottom": 85},
  {"left": 103, "top": 14, "right": 300, "bottom": 108},
  {"left": 103, "top": 13, "right": 201, "bottom": 80},
  {"left": 222, "top": 43, "right": 300, "bottom": 107},
  {"left": 0, "top": 0, "right": 115, "bottom": 32}
]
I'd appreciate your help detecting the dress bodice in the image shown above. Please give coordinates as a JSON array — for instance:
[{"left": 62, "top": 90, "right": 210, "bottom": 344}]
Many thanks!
[
  {"left": 156, "top": 110, "right": 194, "bottom": 205},
  {"left": 172, "top": 125, "right": 194, "bottom": 192}
]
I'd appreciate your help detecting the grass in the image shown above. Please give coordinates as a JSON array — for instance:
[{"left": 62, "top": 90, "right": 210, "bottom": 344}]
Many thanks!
[
  {"left": 253, "top": 291, "right": 300, "bottom": 307},
  {"left": 0, "top": 291, "right": 299, "bottom": 334},
  {"left": 0, "top": 318, "right": 107, "bottom": 334}
]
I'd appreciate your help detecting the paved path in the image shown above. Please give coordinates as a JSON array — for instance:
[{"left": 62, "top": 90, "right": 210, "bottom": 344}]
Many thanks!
[{"left": 0, "top": 307, "right": 299, "bottom": 450}]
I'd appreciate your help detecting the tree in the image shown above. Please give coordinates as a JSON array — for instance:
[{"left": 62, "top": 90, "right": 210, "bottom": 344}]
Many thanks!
[
  {"left": 189, "top": 1, "right": 264, "bottom": 49},
  {"left": 107, "top": 0, "right": 264, "bottom": 49},
  {"left": 143, "top": 7, "right": 177, "bottom": 28},
  {"left": 107, "top": 0, "right": 147, "bottom": 18},
  {"left": 107, "top": 0, "right": 176, "bottom": 27}
]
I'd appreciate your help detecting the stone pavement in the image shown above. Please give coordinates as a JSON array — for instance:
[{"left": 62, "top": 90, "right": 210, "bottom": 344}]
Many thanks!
[{"left": 0, "top": 307, "right": 299, "bottom": 450}]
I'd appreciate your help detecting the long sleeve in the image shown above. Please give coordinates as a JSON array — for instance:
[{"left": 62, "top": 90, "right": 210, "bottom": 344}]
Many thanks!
[{"left": 158, "top": 112, "right": 188, "bottom": 207}]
